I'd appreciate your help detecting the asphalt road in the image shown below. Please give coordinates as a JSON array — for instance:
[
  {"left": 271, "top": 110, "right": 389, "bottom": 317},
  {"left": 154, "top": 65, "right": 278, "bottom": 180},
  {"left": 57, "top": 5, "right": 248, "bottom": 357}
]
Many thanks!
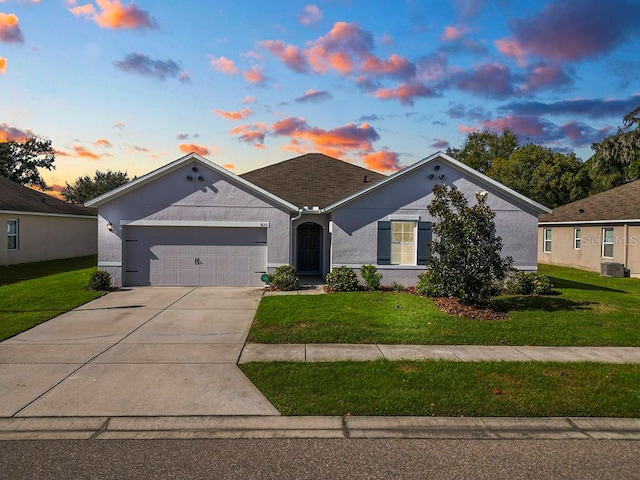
[{"left": 2, "top": 439, "right": 639, "bottom": 480}]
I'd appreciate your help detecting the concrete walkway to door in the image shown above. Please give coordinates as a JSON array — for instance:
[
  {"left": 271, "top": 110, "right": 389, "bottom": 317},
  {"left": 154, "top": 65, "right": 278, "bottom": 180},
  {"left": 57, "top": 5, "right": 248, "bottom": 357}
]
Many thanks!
[{"left": 0, "top": 287, "right": 279, "bottom": 418}]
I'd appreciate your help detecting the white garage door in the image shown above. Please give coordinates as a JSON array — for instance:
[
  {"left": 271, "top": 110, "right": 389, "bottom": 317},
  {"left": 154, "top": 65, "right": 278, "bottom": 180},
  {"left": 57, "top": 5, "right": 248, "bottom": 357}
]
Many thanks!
[{"left": 124, "top": 226, "right": 267, "bottom": 286}]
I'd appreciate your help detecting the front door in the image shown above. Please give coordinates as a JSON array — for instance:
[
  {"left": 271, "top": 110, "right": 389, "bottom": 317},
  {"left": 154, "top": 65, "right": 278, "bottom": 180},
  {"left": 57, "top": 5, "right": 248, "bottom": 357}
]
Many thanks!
[{"left": 297, "top": 223, "right": 321, "bottom": 274}]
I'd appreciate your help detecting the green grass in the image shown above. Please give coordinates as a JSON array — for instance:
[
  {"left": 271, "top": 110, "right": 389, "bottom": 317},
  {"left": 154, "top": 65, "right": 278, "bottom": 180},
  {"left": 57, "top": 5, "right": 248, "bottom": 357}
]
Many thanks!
[
  {"left": 240, "top": 360, "right": 640, "bottom": 417},
  {"left": 248, "top": 264, "right": 640, "bottom": 346},
  {"left": 0, "top": 255, "right": 105, "bottom": 341}
]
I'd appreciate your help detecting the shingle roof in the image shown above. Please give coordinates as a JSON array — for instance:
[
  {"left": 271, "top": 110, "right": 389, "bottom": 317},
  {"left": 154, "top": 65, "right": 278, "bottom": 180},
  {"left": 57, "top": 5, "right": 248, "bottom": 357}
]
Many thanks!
[
  {"left": 239, "top": 153, "right": 386, "bottom": 208},
  {"left": 539, "top": 180, "right": 640, "bottom": 223},
  {"left": 0, "top": 177, "right": 97, "bottom": 216}
]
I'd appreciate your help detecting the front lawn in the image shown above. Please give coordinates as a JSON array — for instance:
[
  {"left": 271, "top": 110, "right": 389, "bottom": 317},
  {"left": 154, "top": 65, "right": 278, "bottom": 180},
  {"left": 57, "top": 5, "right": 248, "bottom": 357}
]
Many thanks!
[
  {"left": 240, "top": 360, "right": 640, "bottom": 417},
  {"left": 247, "top": 264, "right": 640, "bottom": 346},
  {"left": 0, "top": 255, "right": 105, "bottom": 341}
]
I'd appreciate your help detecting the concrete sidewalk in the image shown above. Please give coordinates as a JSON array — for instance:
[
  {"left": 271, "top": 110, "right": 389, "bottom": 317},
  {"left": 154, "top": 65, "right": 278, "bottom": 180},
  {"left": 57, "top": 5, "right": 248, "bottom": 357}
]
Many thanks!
[
  {"left": 240, "top": 344, "right": 640, "bottom": 363},
  {"left": 0, "top": 415, "right": 639, "bottom": 440}
]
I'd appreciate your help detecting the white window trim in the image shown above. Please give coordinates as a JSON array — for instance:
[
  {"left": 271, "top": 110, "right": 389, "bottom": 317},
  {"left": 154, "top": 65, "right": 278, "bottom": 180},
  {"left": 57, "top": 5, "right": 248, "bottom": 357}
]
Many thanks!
[
  {"left": 7, "top": 219, "right": 18, "bottom": 251},
  {"left": 574, "top": 228, "right": 581, "bottom": 250},
  {"left": 390, "top": 220, "right": 417, "bottom": 266},
  {"left": 602, "top": 227, "right": 614, "bottom": 258},
  {"left": 543, "top": 228, "right": 552, "bottom": 253}
]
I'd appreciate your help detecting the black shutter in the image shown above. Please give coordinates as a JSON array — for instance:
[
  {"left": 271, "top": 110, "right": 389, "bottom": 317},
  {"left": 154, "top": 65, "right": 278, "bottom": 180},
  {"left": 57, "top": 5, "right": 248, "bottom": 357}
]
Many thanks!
[
  {"left": 417, "top": 221, "right": 432, "bottom": 265},
  {"left": 377, "top": 221, "right": 391, "bottom": 265}
]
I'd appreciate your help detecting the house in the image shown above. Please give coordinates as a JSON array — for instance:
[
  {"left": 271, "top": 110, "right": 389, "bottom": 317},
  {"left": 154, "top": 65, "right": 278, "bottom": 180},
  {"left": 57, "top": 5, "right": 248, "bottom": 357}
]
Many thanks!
[
  {"left": 86, "top": 152, "right": 550, "bottom": 287},
  {"left": 0, "top": 177, "right": 97, "bottom": 265},
  {"left": 538, "top": 180, "right": 640, "bottom": 277}
]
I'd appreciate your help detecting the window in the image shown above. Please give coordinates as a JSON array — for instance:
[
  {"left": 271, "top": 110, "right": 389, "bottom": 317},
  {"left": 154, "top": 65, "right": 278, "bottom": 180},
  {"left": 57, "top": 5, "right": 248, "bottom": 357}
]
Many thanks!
[
  {"left": 377, "top": 221, "right": 432, "bottom": 266},
  {"left": 574, "top": 228, "right": 581, "bottom": 250},
  {"left": 391, "top": 221, "right": 416, "bottom": 265},
  {"left": 602, "top": 227, "right": 614, "bottom": 258},
  {"left": 543, "top": 228, "right": 552, "bottom": 253},
  {"left": 7, "top": 219, "right": 18, "bottom": 250}
]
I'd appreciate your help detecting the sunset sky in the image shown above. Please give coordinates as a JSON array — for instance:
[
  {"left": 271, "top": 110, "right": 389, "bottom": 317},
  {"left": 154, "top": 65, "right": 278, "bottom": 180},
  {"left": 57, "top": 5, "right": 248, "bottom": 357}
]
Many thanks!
[{"left": 2, "top": 0, "right": 639, "bottom": 192}]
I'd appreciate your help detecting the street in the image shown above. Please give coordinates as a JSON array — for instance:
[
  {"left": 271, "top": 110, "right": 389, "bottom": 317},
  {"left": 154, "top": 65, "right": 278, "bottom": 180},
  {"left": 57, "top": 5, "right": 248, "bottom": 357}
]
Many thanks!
[{"left": 2, "top": 438, "right": 638, "bottom": 480}]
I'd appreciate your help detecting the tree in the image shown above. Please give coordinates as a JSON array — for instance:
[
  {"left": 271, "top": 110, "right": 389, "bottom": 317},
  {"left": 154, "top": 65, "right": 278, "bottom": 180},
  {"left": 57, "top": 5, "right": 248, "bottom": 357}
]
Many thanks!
[
  {"left": 590, "top": 107, "right": 640, "bottom": 192},
  {"left": 416, "top": 184, "right": 513, "bottom": 306},
  {"left": 452, "top": 129, "right": 519, "bottom": 173},
  {"left": 62, "top": 170, "right": 131, "bottom": 203},
  {"left": 0, "top": 137, "right": 56, "bottom": 189}
]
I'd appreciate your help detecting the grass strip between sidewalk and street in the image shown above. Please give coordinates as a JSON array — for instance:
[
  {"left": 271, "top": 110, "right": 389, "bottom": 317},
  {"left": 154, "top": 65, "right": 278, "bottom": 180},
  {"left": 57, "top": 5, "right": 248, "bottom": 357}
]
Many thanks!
[
  {"left": 248, "top": 264, "right": 640, "bottom": 346},
  {"left": 0, "top": 255, "right": 105, "bottom": 341},
  {"left": 240, "top": 360, "right": 640, "bottom": 417}
]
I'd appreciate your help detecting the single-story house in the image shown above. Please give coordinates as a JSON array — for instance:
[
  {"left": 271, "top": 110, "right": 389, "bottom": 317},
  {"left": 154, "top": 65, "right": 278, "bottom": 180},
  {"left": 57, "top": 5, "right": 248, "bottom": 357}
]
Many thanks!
[
  {"left": 0, "top": 177, "right": 97, "bottom": 265},
  {"left": 86, "top": 152, "right": 550, "bottom": 287},
  {"left": 538, "top": 180, "right": 640, "bottom": 277}
]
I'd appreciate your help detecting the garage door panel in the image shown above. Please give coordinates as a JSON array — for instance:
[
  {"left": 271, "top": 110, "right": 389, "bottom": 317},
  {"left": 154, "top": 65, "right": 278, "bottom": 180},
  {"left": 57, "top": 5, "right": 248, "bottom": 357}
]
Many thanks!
[{"left": 124, "top": 227, "right": 266, "bottom": 286}]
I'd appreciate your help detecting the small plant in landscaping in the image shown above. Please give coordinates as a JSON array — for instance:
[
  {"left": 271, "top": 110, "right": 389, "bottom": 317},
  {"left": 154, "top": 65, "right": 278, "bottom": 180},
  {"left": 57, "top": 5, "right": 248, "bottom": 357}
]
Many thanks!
[
  {"left": 270, "top": 265, "right": 299, "bottom": 291},
  {"left": 503, "top": 270, "right": 553, "bottom": 295},
  {"left": 326, "top": 266, "right": 359, "bottom": 292},
  {"left": 390, "top": 281, "right": 405, "bottom": 292},
  {"left": 88, "top": 270, "right": 112, "bottom": 291},
  {"left": 360, "top": 264, "right": 382, "bottom": 291}
]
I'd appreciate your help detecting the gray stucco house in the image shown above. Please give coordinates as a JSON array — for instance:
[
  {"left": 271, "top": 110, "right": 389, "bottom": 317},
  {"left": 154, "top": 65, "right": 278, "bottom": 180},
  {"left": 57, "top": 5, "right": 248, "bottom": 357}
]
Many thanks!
[
  {"left": 1, "top": 177, "right": 97, "bottom": 266},
  {"left": 86, "top": 152, "right": 550, "bottom": 287}
]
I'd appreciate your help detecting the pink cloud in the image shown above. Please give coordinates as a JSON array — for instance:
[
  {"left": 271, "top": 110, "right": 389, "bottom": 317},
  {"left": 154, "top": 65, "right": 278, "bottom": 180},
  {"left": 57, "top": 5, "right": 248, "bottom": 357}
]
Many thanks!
[
  {"left": 521, "top": 64, "right": 572, "bottom": 92},
  {"left": 260, "top": 40, "right": 307, "bottom": 72},
  {"left": 112, "top": 121, "right": 125, "bottom": 129},
  {"left": 361, "top": 151, "right": 401, "bottom": 172},
  {"left": 360, "top": 53, "right": 416, "bottom": 79},
  {"left": 230, "top": 123, "right": 267, "bottom": 148},
  {"left": 454, "top": 63, "right": 514, "bottom": 97},
  {"left": 69, "top": 0, "right": 156, "bottom": 30},
  {"left": 509, "top": 0, "right": 640, "bottom": 62},
  {"left": 374, "top": 82, "right": 436, "bottom": 106},
  {"left": 271, "top": 117, "right": 308, "bottom": 136},
  {"left": 212, "top": 108, "right": 251, "bottom": 120},
  {"left": 494, "top": 37, "right": 527, "bottom": 66},
  {"left": 72, "top": 145, "right": 101, "bottom": 160},
  {"left": 0, "top": 57, "right": 6, "bottom": 75},
  {"left": 430, "top": 138, "right": 450, "bottom": 149},
  {"left": 294, "top": 89, "right": 332, "bottom": 103},
  {"left": 298, "top": 4, "right": 322, "bottom": 26},
  {"left": 93, "top": 138, "right": 112, "bottom": 147},
  {"left": 178, "top": 143, "right": 210, "bottom": 156},
  {"left": 0, "top": 13, "right": 24, "bottom": 43},
  {"left": 209, "top": 56, "right": 238, "bottom": 75},
  {"left": 0, "top": 123, "right": 33, "bottom": 142},
  {"left": 441, "top": 25, "right": 467, "bottom": 41},
  {"left": 243, "top": 65, "right": 265, "bottom": 84},
  {"left": 243, "top": 95, "right": 255, "bottom": 104},
  {"left": 222, "top": 163, "right": 235, "bottom": 170}
]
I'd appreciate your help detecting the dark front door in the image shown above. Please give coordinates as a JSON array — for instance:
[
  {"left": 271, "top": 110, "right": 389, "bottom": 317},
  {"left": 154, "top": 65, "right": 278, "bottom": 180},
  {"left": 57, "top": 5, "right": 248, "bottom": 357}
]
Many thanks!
[{"left": 297, "top": 223, "right": 321, "bottom": 274}]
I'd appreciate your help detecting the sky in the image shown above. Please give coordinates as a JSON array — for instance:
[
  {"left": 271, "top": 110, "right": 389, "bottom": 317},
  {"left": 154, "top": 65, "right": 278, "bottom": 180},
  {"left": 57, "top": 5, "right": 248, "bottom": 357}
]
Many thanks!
[{"left": 1, "top": 0, "right": 639, "bottom": 194}]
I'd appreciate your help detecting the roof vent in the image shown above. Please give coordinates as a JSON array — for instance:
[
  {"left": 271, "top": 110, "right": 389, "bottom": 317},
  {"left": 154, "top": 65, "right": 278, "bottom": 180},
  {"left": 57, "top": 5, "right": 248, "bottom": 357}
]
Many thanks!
[
  {"left": 363, "top": 175, "right": 368, "bottom": 183},
  {"left": 578, "top": 208, "right": 585, "bottom": 213}
]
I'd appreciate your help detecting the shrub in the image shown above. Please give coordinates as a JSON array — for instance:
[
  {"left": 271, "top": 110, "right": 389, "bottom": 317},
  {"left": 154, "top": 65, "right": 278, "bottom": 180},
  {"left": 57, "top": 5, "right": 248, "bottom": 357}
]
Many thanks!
[
  {"left": 504, "top": 270, "right": 553, "bottom": 296},
  {"left": 89, "top": 270, "right": 112, "bottom": 291},
  {"left": 416, "top": 271, "right": 447, "bottom": 297},
  {"left": 425, "top": 185, "right": 513, "bottom": 306},
  {"left": 326, "top": 266, "right": 359, "bottom": 292},
  {"left": 360, "top": 264, "right": 382, "bottom": 291},
  {"left": 271, "top": 265, "right": 299, "bottom": 291},
  {"left": 390, "top": 281, "right": 405, "bottom": 292}
]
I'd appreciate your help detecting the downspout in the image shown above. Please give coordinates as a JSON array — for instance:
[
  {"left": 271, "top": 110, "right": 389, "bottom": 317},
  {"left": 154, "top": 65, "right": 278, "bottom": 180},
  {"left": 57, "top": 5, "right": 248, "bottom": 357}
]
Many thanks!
[
  {"left": 624, "top": 223, "right": 629, "bottom": 272},
  {"left": 290, "top": 209, "right": 303, "bottom": 267}
]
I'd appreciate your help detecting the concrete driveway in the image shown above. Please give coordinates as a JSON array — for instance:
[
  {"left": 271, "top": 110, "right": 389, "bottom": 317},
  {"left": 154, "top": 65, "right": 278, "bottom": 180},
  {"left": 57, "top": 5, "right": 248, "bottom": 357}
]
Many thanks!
[{"left": 0, "top": 287, "right": 279, "bottom": 417}]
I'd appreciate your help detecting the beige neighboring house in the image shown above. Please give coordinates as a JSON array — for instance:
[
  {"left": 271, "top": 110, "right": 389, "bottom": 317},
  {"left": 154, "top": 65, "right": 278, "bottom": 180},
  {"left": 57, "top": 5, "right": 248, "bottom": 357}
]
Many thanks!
[
  {"left": 0, "top": 177, "right": 97, "bottom": 265},
  {"left": 538, "top": 180, "right": 640, "bottom": 277}
]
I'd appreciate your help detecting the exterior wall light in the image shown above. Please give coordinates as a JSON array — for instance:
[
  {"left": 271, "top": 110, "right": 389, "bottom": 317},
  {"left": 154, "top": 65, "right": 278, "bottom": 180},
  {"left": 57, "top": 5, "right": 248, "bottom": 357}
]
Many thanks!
[{"left": 107, "top": 222, "right": 114, "bottom": 231}]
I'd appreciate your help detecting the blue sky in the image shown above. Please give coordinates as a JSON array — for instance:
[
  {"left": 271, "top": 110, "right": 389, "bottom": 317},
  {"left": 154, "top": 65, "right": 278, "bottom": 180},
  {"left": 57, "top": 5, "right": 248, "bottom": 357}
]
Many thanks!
[{"left": 1, "top": 0, "right": 639, "bottom": 192}]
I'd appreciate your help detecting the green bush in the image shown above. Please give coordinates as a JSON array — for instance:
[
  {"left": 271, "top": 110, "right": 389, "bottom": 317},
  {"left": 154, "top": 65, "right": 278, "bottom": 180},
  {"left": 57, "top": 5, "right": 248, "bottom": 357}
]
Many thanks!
[
  {"left": 390, "top": 281, "right": 405, "bottom": 292},
  {"left": 360, "top": 264, "right": 382, "bottom": 291},
  {"left": 415, "top": 270, "right": 447, "bottom": 297},
  {"left": 326, "top": 266, "right": 359, "bottom": 292},
  {"left": 504, "top": 270, "right": 553, "bottom": 295},
  {"left": 271, "top": 265, "right": 299, "bottom": 291},
  {"left": 89, "top": 270, "right": 112, "bottom": 291}
]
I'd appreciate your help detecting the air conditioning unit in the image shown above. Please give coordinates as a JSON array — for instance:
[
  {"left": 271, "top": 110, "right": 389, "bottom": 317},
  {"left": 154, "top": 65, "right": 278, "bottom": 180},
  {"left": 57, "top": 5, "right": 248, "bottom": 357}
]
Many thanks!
[{"left": 601, "top": 262, "right": 624, "bottom": 278}]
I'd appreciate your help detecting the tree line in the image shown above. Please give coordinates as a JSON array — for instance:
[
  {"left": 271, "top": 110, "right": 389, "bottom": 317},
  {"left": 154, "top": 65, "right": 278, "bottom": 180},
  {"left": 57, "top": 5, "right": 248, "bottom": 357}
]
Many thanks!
[{"left": 1, "top": 107, "right": 639, "bottom": 208}]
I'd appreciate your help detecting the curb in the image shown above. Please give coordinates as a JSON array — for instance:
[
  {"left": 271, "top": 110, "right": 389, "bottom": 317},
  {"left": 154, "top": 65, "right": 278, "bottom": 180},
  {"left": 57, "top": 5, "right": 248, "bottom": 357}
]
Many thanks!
[{"left": 1, "top": 416, "right": 639, "bottom": 441}]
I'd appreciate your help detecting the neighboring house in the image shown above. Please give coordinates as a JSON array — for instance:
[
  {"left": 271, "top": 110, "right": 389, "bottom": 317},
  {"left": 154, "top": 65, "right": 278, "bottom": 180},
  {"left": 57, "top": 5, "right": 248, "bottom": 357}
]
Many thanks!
[
  {"left": 0, "top": 177, "right": 98, "bottom": 265},
  {"left": 86, "top": 152, "right": 550, "bottom": 287},
  {"left": 538, "top": 180, "right": 640, "bottom": 277}
]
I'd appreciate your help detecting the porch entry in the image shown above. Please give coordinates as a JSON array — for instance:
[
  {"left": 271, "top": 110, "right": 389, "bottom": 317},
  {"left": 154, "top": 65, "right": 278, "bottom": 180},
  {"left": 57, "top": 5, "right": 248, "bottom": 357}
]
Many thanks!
[{"left": 297, "top": 222, "right": 322, "bottom": 274}]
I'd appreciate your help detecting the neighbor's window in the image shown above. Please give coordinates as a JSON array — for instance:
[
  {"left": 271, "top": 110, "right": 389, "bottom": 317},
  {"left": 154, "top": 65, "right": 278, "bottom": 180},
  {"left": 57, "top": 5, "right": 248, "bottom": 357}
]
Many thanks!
[
  {"left": 574, "top": 227, "right": 581, "bottom": 250},
  {"left": 391, "top": 221, "right": 416, "bottom": 265},
  {"left": 543, "top": 228, "right": 552, "bottom": 253},
  {"left": 7, "top": 219, "right": 18, "bottom": 250},
  {"left": 602, "top": 227, "right": 614, "bottom": 258}
]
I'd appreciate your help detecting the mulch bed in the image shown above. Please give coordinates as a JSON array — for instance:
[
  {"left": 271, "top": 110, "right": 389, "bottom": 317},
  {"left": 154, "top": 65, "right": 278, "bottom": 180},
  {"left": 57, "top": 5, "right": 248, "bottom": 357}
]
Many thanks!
[{"left": 432, "top": 297, "right": 509, "bottom": 320}]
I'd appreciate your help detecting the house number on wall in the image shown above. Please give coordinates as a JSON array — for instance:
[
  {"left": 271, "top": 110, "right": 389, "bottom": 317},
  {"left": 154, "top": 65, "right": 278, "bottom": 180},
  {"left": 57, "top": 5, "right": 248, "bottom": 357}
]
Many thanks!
[{"left": 195, "top": 258, "right": 202, "bottom": 265}]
